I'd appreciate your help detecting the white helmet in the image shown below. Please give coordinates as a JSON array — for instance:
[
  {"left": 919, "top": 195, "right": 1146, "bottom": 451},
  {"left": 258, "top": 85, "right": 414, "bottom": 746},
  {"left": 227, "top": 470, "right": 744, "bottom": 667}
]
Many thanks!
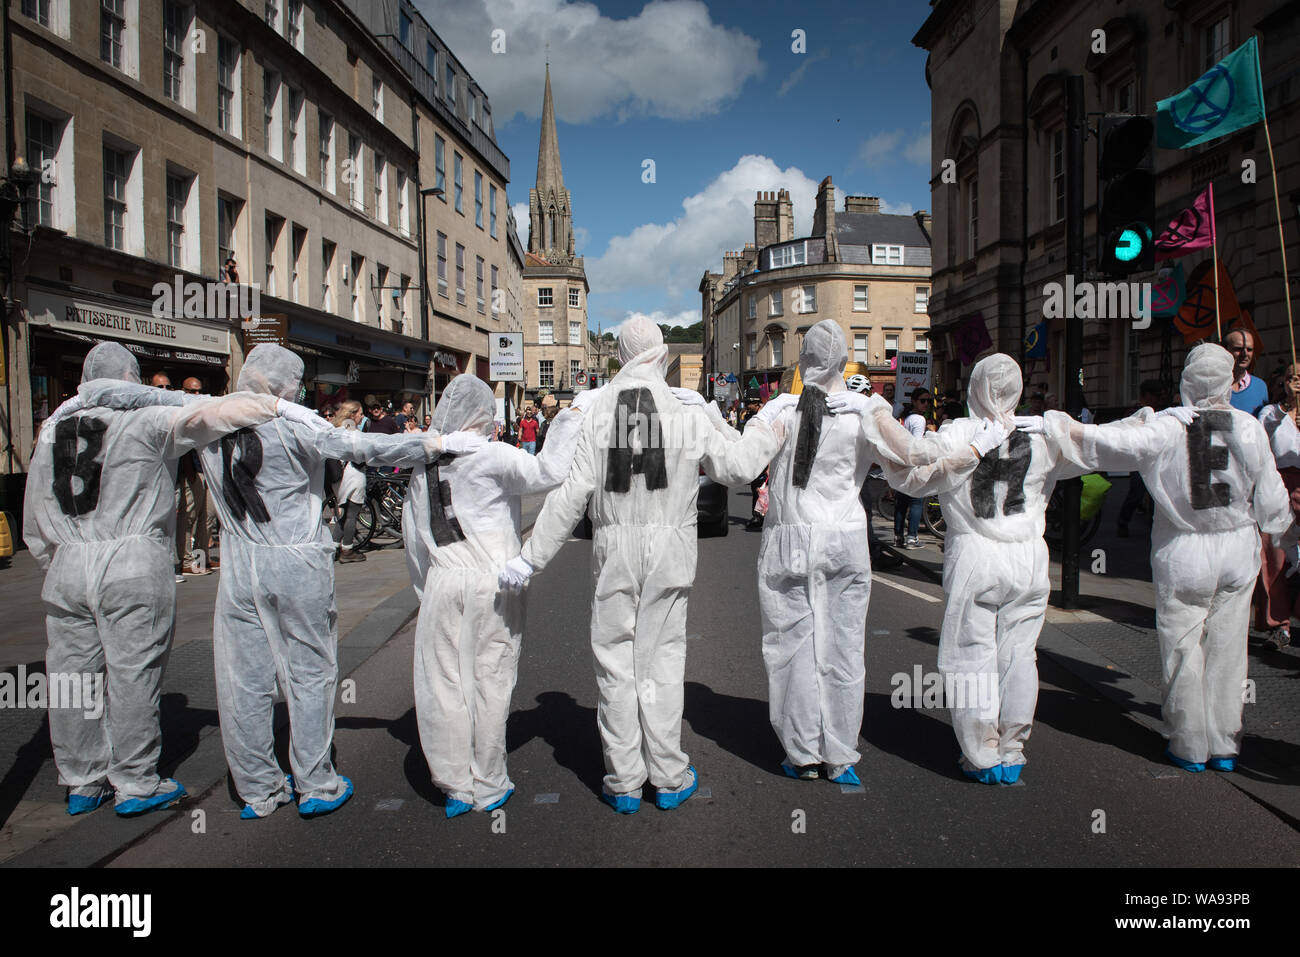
[{"left": 846, "top": 374, "right": 871, "bottom": 394}]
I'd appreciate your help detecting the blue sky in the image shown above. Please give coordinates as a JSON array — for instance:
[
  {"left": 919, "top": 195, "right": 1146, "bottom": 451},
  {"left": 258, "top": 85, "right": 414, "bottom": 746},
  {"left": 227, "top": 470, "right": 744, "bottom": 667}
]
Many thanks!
[{"left": 417, "top": 0, "right": 934, "bottom": 335}]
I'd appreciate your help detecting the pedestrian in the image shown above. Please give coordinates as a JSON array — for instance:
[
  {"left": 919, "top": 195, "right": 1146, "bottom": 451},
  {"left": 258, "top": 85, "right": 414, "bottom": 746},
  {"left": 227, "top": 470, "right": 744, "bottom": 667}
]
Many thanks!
[
  {"left": 498, "top": 316, "right": 785, "bottom": 814},
  {"left": 894, "top": 388, "right": 931, "bottom": 548},
  {"left": 1022, "top": 343, "right": 1290, "bottom": 773},
  {"left": 329, "top": 401, "right": 369, "bottom": 563},
  {"left": 405, "top": 375, "right": 584, "bottom": 817},
  {"left": 1253, "top": 364, "right": 1300, "bottom": 650},
  {"left": 739, "top": 389, "right": 766, "bottom": 531},
  {"left": 366, "top": 399, "right": 401, "bottom": 434},
  {"left": 517, "top": 406, "right": 540, "bottom": 454},
  {"left": 1224, "top": 327, "right": 1267, "bottom": 416},
  {"left": 535, "top": 396, "right": 560, "bottom": 453},
  {"left": 175, "top": 377, "right": 211, "bottom": 578},
  {"left": 423, "top": 413, "right": 433, "bottom": 431},
  {"left": 394, "top": 400, "right": 416, "bottom": 431},
  {"left": 757, "top": 322, "right": 1003, "bottom": 785},
  {"left": 24, "top": 342, "right": 304, "bottom": 817}
]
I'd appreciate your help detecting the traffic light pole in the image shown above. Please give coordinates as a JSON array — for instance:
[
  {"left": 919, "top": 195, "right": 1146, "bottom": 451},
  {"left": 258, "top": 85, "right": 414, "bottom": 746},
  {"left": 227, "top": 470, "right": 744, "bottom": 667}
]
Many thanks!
[{"left": 1061, "top": 74, "right": 1085, "bottom": 608}]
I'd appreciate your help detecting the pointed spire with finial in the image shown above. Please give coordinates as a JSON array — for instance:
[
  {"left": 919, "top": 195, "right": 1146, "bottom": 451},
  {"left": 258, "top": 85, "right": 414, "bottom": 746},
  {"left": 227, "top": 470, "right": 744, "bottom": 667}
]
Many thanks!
[{"left": 535, "top": 63, "right": 566, "bottom": 204}]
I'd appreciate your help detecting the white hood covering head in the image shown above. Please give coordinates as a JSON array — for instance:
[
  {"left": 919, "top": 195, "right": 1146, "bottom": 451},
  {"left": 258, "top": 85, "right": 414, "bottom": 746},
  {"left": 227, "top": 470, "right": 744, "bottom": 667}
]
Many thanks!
[
  {"left": 1180, "top": 343, "right": 1234, "bottom": 410},
  {"left": 81, "top": 342, "right": 141, "bottom": 385},
  {"left": 237, "top": 343, "right": 304, "bottom": 400},
  {"left": 967, "top": 353, "right": 1023, "bottom": 427},
  {"left": 431, "top": 373, "right": 496, "bottom": 437},
  {"left": 616, "top": 315, "right": 669, "bottom": 378},
  {"left": 798, "top": 319, "right": 848, "bottom": 393}
]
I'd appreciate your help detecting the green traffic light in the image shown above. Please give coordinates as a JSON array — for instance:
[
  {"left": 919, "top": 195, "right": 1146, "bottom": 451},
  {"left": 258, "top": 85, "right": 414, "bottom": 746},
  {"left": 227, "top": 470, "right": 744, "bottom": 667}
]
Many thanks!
[{"left": 1115, "top": 228, "right": 1143, "bottom": 262}]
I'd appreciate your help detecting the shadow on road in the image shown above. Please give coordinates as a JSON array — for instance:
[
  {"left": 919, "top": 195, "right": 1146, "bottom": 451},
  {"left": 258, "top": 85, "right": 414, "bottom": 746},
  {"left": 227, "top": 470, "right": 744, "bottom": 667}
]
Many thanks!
[
  {"left": 860, "top": 691, "right": 968, "bottom": 781},
  {"left": 507, "top": 691, "right": 604, "bottom": 798},
  {"left": 683, "top": 681, "right": 786, "bottom": 776}
]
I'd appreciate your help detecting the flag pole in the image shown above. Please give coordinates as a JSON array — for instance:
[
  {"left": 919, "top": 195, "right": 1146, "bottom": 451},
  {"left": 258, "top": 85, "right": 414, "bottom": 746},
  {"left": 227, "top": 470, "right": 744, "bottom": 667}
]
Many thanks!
[
  {"left": 1210, "top": 180, "right": 1221, "bottom": 341},
  {"left": 1262, "top": 111, "right": 1297, "bottom": 367}
]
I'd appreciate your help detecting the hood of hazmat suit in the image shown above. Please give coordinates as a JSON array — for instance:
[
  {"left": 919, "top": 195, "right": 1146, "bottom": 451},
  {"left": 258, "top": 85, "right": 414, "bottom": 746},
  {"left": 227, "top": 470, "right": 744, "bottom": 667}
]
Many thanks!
[
  {"left": 402, "top": 373, "right": 584, "bottom": 811},
  {"left": 21, "top": 342, "right": 290, "bottom": 806},
  {"left": 966, "top": 352, "right": 1020, "bottom": 428},
  {"left": 1179, "top": 343, "right": 1234, "bottom": 410},
  {"left": 237, "top": 343, "right": 304, "bottom": 401},
  {"left": 81, "top": 342, "right": 141, "bottom": 384},
  {"left": 518, "top": 315, "right": 784, "bottom": 799}
]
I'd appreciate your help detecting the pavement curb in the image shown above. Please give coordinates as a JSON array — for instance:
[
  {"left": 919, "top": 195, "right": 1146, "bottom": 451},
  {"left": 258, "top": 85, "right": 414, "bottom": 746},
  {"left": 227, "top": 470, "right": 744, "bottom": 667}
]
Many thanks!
[{"left": 2, "top": 586, "right": 422, "bottom": 869}]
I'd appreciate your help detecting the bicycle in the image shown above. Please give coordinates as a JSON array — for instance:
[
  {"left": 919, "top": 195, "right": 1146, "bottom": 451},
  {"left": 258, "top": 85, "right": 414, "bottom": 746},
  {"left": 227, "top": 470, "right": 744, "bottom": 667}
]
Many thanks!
[
  {"left": 862, "top": 469, "right": 903, "bottom": 570},
  {"left": 1043, "top": 473, "right": 1110, "bottom": 551},
  {"left": 355, "top": 469, "right": 410, "bottom": 549}
]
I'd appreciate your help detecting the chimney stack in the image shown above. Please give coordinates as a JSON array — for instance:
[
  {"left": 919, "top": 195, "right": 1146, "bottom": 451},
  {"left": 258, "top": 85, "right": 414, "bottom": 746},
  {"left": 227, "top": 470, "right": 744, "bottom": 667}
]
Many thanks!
[
  {"left": 914, "top": 209, "right": 932, "bottom": 236},
  {"left": 844, "top": 195, "right": 881, "bottom": 215}
]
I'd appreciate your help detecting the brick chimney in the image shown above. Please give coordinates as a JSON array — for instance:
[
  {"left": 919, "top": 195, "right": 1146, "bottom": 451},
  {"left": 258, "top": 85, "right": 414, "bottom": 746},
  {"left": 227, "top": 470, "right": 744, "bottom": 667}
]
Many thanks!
[
  {"left": 812, "top": 177, "right": 836, "bottom": 238},
  {"left": 844, "top": 195, "right": 880, "bottom": 214},
  {"left": 755, "top": 189, "right": 796, "bottom": 248}
]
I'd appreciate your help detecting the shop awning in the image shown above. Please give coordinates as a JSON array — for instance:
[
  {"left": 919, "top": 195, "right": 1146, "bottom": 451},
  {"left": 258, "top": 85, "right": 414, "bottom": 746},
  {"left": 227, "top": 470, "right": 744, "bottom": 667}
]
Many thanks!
[{"left": 33, "top": 327, "right": 227, "bottom": 366}]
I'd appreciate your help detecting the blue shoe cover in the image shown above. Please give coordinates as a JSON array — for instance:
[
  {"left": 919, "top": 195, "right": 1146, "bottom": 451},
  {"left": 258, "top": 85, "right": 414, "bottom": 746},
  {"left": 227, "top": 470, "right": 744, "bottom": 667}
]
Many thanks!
[
  {"left": 1207, "top": 757, "right": 1236, "bottom": 772},
  {"left": 1165, "top": 750, "right": 1205, "bottom": 773},
  {"left": 445, "top": 798, "right": 472, "bottom": 819},
  {"left": 655, "top": 766, "right": 699, "bottom": 810},
  {"left": 781, "top": 762, "right": 819, "bottom": 780},
  {"left": 1000, "top": 763, "right": 1024, "bottom": 784},
  {"left": 299, "top": 776, "right": 354, "bottom": 818},
  {"left": 68, "top": 789, "right": 113, "bottom": 816},
  {"left": 829, "top": 766, "right": 861, "bottom": 786},
  {"left": 962, "top": 765, "right": 1002, "bottom": 785},
  {"left": 600, "top": 792, "right": 641, "bottom": 814},
  {"left": 115, "top": 779, "right": 186, "bottom": 817},
  {"left": 481, "top": 789, "right": 514, "bottom": 812}
]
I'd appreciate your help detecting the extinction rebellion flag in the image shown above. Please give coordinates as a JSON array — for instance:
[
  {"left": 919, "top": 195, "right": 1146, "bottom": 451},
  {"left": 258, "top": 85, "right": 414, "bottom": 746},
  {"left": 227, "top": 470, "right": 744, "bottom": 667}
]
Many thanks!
[{"left": 1156, "top": 37, "right": 1265, "bottom": 149}]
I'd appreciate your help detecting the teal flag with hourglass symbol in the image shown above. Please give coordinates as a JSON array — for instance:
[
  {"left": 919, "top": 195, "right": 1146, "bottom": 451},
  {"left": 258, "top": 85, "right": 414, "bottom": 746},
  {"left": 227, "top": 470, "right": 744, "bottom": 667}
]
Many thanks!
[{"left": 1157, "top": 37, "right": 1265, "bottom": 149}]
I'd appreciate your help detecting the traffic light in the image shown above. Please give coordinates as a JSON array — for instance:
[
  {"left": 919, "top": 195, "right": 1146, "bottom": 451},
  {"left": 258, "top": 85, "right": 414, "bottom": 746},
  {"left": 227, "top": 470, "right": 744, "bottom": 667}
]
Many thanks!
[
  {"left": 706, "top": 374, "right": 716, "bottom": 401},
  {"left": 1097, "top": 114, "right": 1156, "bottom": 277}
]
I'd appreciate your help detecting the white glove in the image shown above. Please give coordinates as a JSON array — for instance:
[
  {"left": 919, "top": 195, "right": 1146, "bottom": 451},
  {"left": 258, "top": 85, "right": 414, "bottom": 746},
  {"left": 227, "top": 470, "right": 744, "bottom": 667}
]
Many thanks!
[
  {"left": 971, "top": 418, "right": 1010, "bottom": 456},
  {"left": 755, "top": 392, "right": 798, "bottom": 424},
  {"left": 498, "top": 555, "right": 534, "bottom": 590},
  {"left": 276, "top": 398, "right": 333, "bottom": 432},
  {"left": 1013, "top": 415, "right": 1045, "bottom": 435},
  {"left": 827, "top": 391, "right": 867, "bottom": 415},
  {"left": 1155, "top": 406, "right": 1199, "bottom": 426},
  {"left": 670, "top": 387, "right": 705, "bottom": 408},
  {"left": 440, "top": 430, "right": 488, "bottom": 455},
  {"left": 571, "top": 387, "right": 601, "bottom": 413}
]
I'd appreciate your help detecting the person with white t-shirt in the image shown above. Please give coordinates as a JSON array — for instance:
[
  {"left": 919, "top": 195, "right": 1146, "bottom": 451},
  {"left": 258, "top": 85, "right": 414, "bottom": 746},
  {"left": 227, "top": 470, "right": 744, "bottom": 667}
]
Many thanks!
[{"left": 894, "top": 388, "right": 931, "bottom": 548}]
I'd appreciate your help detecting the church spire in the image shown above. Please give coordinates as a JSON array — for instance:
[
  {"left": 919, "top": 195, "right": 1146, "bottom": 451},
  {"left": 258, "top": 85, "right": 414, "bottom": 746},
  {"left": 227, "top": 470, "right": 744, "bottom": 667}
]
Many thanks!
[
  {"left": 535, "top": 64, "right": 565, "bottom": 199},
  {"left": 529, "top": 64, "right": 573, "bottom": 262}
]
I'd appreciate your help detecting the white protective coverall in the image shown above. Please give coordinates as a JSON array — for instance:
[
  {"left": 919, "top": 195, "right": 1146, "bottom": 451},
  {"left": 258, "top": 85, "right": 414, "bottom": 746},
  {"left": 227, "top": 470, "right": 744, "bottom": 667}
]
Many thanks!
[
  {"left": 519, "top": 317, "right": 788, "bottom": 800},
  {"left": 24, "top": 343, "right": 286, "bottom": 807},
  {"left": 876, "top": 354, "right": 1092, "bottom": 778},
  {"left": 759, "top": 320, "right": 995, "bottom": 777},
  {"left": 1039, "top": 344, "right": 1291, "bottom": 765},
  {"left": 196, "top": 344, "right": 458, "bottom": 816},
  {"left": 402, "top": 374, "right": 583, "bottom": 812}
]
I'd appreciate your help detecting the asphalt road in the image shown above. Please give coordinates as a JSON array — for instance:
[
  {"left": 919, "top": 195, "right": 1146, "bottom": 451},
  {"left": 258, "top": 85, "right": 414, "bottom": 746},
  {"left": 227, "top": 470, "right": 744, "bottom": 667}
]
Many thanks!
[{"left": 105, "top": 494, "right": 1300, "bottom": 867}]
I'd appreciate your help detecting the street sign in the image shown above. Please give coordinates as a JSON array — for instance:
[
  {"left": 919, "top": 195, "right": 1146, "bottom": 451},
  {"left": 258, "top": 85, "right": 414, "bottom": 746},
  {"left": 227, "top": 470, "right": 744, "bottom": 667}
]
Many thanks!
[
  {"left": 241, "top": 312, "right": 287, "bottom": 350},
  {"left": 489, "top": 332, "right": 524, "bottom": 381},
  {"left": 577, "top": 371, "right": 587, "bottom": 385}
]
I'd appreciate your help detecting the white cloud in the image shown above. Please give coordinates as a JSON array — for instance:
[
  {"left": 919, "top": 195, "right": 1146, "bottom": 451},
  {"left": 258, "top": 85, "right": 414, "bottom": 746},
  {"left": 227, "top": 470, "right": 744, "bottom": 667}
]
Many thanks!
[
  {"left": 859, "top": 124, "right": 931, "bottom": 168},
  {"left": 414, "top": 0, "right": 763, "bottom": 125},
  {"left": 777, "top": 50, "right": 829, "bottom": 97},
  {"left": 858, "top": 130, "right": 903, "bottom": 167},
  {"left": 879, "top": 199, "right": 914, "bottom": 215},
  {"left": 510, "top": 201, "right": 530, "bottom": 240},
  {"left": 585, "top": 155, "right": 820, "bottom": 314}
]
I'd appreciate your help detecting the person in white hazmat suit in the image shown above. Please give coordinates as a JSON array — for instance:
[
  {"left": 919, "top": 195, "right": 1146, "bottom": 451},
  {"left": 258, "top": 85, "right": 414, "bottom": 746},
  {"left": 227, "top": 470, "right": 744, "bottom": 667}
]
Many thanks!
[
  {"left": 1020, "top": 343, "right": 1291, "bottom": 773},
  {"left": 838, "top": 353, "right": 1106, "bottom": 784},
  {"left": 196, "top": 345, "right": 485, "bottom": 818},
  {"left": 24, "top": 342, "right": 321, "bottom": 816},
  {"left": 402, "top": 374, "right": 584, "bottom": 817},
  {"left": 498, "top": 316, "right": 790, "bottom": 814},
  {"left": 755, "top": 321, "right": 1010, "bottom": 786}
]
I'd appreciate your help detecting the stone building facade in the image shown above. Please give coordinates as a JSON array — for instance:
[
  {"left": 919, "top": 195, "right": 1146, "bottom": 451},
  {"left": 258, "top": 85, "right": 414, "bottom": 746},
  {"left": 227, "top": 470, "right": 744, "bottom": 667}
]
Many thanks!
[
  {"left": 913, "top": 0, "right": 1300, "bottom": 411},
  {"left": 701, "top": 179, "right": 932, "bottom": 398}
]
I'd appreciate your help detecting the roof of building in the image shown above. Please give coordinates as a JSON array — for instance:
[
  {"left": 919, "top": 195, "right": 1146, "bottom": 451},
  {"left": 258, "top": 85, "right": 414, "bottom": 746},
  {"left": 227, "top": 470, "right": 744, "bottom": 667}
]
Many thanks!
[
  {"left": 666, "top": 343, "right": 703, "bottom": 357},
  {"left": 835, "top": 212, "right": 931, "bottom": 248}
]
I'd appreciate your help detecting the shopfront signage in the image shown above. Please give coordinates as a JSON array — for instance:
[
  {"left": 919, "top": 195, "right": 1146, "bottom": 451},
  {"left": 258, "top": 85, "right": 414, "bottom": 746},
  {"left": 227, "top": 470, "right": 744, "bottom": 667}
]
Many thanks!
[{"left": 28, "top": 289, "right": 231, "bottom": 356}]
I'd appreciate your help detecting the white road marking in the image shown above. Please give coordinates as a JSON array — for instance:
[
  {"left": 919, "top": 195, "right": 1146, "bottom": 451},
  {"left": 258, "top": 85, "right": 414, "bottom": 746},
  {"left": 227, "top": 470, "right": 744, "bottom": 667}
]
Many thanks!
[{"left": 872, "top": 575, "right": 942, "bottom": 604}]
